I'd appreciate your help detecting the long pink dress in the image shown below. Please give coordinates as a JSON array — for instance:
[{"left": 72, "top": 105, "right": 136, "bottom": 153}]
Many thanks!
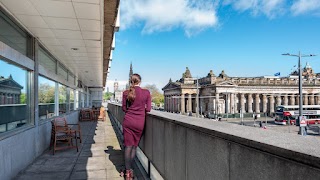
[{"left": 122, "top": 86, "right": 151, "bottom": 146}]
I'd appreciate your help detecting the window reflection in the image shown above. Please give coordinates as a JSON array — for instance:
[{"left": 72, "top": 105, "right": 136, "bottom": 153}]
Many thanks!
[
  {"left": 0, "top": 11, "right": 29, "bottom": 56},
  {"left": 0, "top": 60, "right": 29, "bottom": 133},
  {"left": 70, "top": 90, "right": 74, "bottom": 111},
  {"left": 38, "top": 76, "right": 55, "bottom": 120},
  {"left": 59, "top": 84, "right": 67, "bottom": 115}
]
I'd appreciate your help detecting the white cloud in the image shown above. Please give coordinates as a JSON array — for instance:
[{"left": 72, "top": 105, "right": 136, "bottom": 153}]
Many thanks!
[
  {"left": 120, "top": 0, "right": 218, "bottom": 36},
  {"left": 291, "top": 0, "right": 320, "bottom": 15},
  {"left": 222, "top": 0, "right": 285, "bottom": 18}
]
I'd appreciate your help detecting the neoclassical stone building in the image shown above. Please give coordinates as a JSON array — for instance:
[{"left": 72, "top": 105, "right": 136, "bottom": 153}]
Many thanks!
[
  {"left": 162, "top": 64, "right": 320, "bottom": 116},
  {"left": 0, "top": 75, "right": 23, "bottom": 105}
]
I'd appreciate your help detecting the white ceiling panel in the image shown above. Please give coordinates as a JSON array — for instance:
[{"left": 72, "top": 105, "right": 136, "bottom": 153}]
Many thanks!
[
  {"left": 74, "top": 2, "right": 100, "bottom": 20},
  {"left": 16, "top": 15, "right": 49, "bottom": 28},
  {"left": 59, "top": 39, "right": 86, "bottom": 47},
  {"left": 70, "top": 52, "right": 87, "bottom": 57},
  {"left": 82, "top": 31, "right": 100, "bottom": 40},
  {"left": 2, "top": 0, "right": 107, "bottom": 87},
  {"left": 78, "top": 19, "right": 100, "bottom": 32},
  {"left": 87, "top": 53, "right": 101, "bottom": 58},
  {"left": 44, "top": 17, "right": 80, "bottom": 30},
  {"left": 29, "top": 28, "right": 55, "bottom": 38},
  {"left": 1, "top": 0, "right": 39, "bottom": 15},
  {"left": 72, "top": 0, "right": 100, "bottom": 4},
  {"left": 30, "top": 0, "right": 76, "bottom": 18},
  {"left": 67, "top": 47, "right": 87, "bottom": 53},
  {"left": 54, "top": 30, "right": 82, "bottom": 39},
  {"left": 85, "top": 40, "right": 101, "bottom": 47},
  {"left": 86, "top": 47, "right": 101, "bottom": 53},
  {"left": 74, "top": 56, "right": 88, "bottom": 61},
  {"left": 40, "top": 38, "right": 61, "bottom": 46}
]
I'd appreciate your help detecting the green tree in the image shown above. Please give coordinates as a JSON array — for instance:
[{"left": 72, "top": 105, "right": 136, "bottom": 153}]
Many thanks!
[
  {"left": 104, "top": 92, "right": 114, "bottom": 100},
  {"left": 39, "top": 83, "right": 55, "bottom": 103},
  {"left": 20, "top": 93, "right": 26, "bottom": 104},
  {"left": 143, "top": 84, "right": 164, "bottom": 107}
]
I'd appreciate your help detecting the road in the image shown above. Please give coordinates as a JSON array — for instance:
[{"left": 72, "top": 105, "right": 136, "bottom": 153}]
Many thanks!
[{"left": 221, "top": 117, "right": 320, "bottom": 136}]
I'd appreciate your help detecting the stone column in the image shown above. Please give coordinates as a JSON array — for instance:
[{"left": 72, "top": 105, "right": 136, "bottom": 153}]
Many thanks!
[
  {"left": 316, "top": 94, "right": 320, "bottom": 105},
  {"left": 262, "top": 94, "right": 267, "bottom": 113},
  {"left": 255, "top": 94, "right": 260, "bottom": 113},
  {"left": 283, "top": 95, "right": 288, "bottom": 106},
  {"left": 310, "top": 94, "right": 315, "bottom": 105},
  {"left": 234, "top": 94, "right": 239, "bottom": 113},
  {"left": 276, "top": 95, "right": 281, "bottom": 107},
  {"left": 304, "top": 94, "right": 308, "bottom": 105},
  {"left": 290, "top": 94, "right": 295, "bottom": 105},
  {"left": 215, "top": 93, "right": 220, "bottom": 114},
  {"left": 240, "top": 93, "right": 246, "bottom": 113},
  {"left": 0, "top": 93, "right": 2, "bottom": 105},
  {"left": 269, "top": 95, "right": 275, "bottom": 113},
  {"left": 296, "top": 95, "right": 299, "bottom": 105},
  {"left": 247, "top": 93, "right": 253, "bottom": 113},
  {"left": 230, "top": 93, "right": 235, "bottom": 114},
  {"left": 181, "top": 94, "right": 185, "bottom": 114},
  {"left": 225, "top": 94, "right": 230, "bottom": 114},
  {"left": 188, "top": 94, "right": 192, "bottom": 113}
]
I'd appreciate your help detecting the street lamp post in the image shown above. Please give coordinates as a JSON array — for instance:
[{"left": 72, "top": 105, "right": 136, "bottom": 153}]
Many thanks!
[{"left": 282, "top": 52, "right": 316, "bottom": 135}]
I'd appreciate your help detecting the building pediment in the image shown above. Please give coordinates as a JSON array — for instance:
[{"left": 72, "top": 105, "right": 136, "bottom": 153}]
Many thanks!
[
  {"left": 0, "top": 79, "right": 23, "bottom": 89},
  {"left": 162, "top": 82, "right": 181, "bottom": 90},
  {"left": 216, "top": 81, "right": 237, "bottom": 86}
]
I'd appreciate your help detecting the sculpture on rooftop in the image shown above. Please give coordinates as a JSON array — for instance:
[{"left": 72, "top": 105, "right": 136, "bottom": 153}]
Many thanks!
[{"left": 182, "top": 67, "right": 192, "bottom": 78}]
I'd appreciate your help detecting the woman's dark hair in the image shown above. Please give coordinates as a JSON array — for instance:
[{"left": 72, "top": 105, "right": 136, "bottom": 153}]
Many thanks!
[{"left": 127, "top": 73, "right": 141, "bottom": 103}]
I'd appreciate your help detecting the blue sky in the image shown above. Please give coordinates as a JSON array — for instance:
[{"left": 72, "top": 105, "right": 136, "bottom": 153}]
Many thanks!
[{"left": 107, "top": 0, "right": 320, "bottom": 92}]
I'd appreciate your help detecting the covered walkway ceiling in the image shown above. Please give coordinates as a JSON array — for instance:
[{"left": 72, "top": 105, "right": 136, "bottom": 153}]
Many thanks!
[{"left": 0, "top": 0, "right": 119, "bottom": 87}]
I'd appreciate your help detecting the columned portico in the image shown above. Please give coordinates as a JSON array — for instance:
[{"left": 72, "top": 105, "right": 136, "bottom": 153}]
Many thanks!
[
  {"left": 247, "top": 93, "right": 253, "bottom": 113},
  {"left": 276, "top": 95, "right": 281, "bottom": 107},
  {"left": 215, "top": 93, "right": 219, "bottom": 114},
  {"left": 181, "top": 94, "right": 185, "bottom": 114},
  {"left": 255, "top": 94, "right": 260, "bottom": 113},
  {"left": 269, "top": 95, "right": 275, "bottom": 113},
  {"left": 240, "top": 93, "right": 246, "bottom": 113},
  {"left": 310, "top": 94, "right": 315, "bottom": 105},
  {"left": 188, "top": 94, "right": 192, "bottom": 113},
  {"left": 290, "top": 94, "right": 295, "bottom": 105},
  {"left": 284, "top": 95, "right": 288, "bottom": 106},
  {"left": 304, "top": 94, "right": 308, "bottom": 105},
  {"left": 230, "top": 93, "right": 235, "bottom": 114},
  {"left": 262, "top": 94, "right": 267, "bottom": 113}
]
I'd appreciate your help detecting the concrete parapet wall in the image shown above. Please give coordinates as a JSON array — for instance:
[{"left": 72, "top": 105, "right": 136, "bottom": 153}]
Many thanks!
[
  {"left": 0, "top": 111, "right": 79, "bottom": 180},
  {"left": 108, "top": 103, "right": 320, "bottom": 180}
]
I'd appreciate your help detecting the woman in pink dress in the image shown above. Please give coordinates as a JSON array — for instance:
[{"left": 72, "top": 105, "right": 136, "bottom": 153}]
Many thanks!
[{"left": 121, "top": 74, "right": 151, "bottom": 179}]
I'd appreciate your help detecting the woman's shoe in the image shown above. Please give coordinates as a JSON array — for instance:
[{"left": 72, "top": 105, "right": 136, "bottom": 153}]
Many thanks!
[{"left": 125, "top": 169, "right": 134, "bottom": 180}]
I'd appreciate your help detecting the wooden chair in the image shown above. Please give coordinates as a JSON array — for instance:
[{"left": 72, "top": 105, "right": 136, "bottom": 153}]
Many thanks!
[
  {"left": 98, "top": 107, "right": 106, "bottom": 121},
  {"left": 50, "top": 117, "right": 79, "bottom": 155},
  {"left": 80, "top": 109, "right": 93, "bottom": 121}
]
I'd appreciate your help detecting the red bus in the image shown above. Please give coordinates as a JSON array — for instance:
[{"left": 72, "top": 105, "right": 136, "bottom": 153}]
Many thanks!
[{"left": 275, "top": 105, "right": 320, "bottom": 125}]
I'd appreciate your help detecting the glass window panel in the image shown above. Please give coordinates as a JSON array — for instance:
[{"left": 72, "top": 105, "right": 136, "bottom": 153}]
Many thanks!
[
  {"left": 59, "top": 84, "right": 67, "bottom": 115},
  {"left": 38, "top": 48, "right": 56, "bottom": 74},
  {"left": 0, "top": 11, "right": 28, "bottom": 56},
  {"left": 38, "top": 76, "right": 55, "bottom": 120},
  {"left": 70, "top": 90, "right": 74, "bottom": 111},
  {"left": 69, "top": 74, "right": 75, "bottom": 85},
  {"left": 58, "top": 64, "right": 68, "bottom": 81},
  {"left": 0, "top": 59, "right": 30, "bottom": 133}
]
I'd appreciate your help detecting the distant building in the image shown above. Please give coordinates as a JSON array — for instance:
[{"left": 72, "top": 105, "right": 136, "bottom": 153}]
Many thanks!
[
  {"left": 0, "top": 75, "right": 23, "bottom": 105},
  {"left": 126, "top": 62, "right": 133, "bottom": 90},
  {"left": 163, "top": 63, "right": 320, "bottom": 115},
  {"left": 114, "top": 79, "right": 122, "bottom": 102}
]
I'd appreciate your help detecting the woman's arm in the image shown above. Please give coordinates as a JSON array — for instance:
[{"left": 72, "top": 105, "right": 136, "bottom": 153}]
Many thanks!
[
  {"left": 122, "top": 92, "right": 127, "bottom": 112},
  {"left": 146, "top": 91, "right": 151, "bottom": 112}
]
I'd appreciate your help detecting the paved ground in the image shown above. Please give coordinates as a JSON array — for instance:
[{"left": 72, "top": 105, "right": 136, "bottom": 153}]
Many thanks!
[{"left": 15, "top": 114, "right": 143, "bottom": 180}]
